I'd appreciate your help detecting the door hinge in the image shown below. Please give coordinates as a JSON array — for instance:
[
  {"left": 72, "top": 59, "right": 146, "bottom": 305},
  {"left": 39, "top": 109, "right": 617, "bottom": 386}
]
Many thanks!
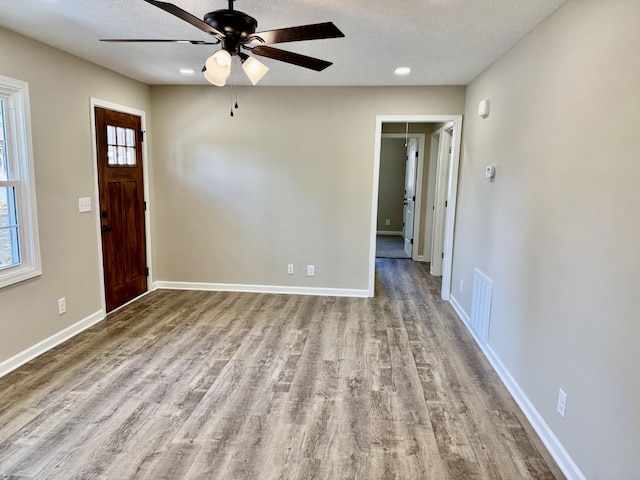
[
  {"left": 140, "top": 130, "right": 145, "bottom": 142},
  {"left": 449, "top": 146, "right": 452, "bottom": 154},
  {"left": 415, "top": 151, "right": 419, "bottom": 158},
  {"left": 441, "top": 252, "right": 444, "bottom": 259},
  {"left": 146, "top": 267, "right": 149, "bottom": 277},
  {"left": 445, "top": 200, "right": 448, "bottom": 207},
  {"left": 413, "top": 195, "right": 416, "bottom": 202},
  {"left": 144, "top": 201, "right": 147, "bottom": 211},
  {"left": 410, "top": 239, "right": 414, "bottom": 245}
]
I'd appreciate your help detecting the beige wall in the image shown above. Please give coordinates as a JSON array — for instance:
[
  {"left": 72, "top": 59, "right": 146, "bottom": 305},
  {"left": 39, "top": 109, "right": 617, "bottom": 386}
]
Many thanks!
[
  {"left": 377, "top": 138, "right": 406, "bottom": 233},
  {"left": 0, "top": 27, "right": 151, "bottom": 364},
  {"left": 150, "top": 86, "right": 465, "bottom": 289},
  {"left": 452, "top": 1, "right": 640, "bottom": 478}
]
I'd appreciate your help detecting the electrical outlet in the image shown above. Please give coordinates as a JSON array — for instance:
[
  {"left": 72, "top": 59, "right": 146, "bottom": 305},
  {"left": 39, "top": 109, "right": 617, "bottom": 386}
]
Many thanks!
[
  {"left": 58, "top": 297, "right": 66, "bottom": 315},
  {"left": 459, "top": 279, "right": 464, "bottom": 293},
  {"left": 287, "top": 264, "right": 294, "bottom": 275},
  {"left": 385, "top": 219, "right": 391, "bottom": 226},
  {"left": 557, "top": 388, "right": 567, "bottom": 418},
  {"left": 307, "top": 265, "right": 315, "bottom": 277}
]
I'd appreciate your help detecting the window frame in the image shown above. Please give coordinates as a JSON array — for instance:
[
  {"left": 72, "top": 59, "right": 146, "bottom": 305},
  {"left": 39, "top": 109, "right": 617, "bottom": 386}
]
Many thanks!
[{"left": 0, "top": 74, "right": 41, "bottom": 288}]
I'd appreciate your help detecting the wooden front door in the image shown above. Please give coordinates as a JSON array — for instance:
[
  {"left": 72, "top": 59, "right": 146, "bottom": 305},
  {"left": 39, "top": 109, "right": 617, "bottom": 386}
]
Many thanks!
[{"left": 95, "top": 107, "right": 147, "bottom": 312}]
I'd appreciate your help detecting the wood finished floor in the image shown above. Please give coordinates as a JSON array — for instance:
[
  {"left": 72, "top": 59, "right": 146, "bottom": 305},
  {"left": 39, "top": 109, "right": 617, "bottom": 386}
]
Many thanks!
[{"left": 0, "top": 259, "right": 564, "bottom": 479}]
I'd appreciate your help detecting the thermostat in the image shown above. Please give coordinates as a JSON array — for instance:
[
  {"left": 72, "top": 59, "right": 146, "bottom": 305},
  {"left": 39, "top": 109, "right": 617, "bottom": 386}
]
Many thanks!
[{"left": 485, "top": 166, "right": 496, "bottom": 178}]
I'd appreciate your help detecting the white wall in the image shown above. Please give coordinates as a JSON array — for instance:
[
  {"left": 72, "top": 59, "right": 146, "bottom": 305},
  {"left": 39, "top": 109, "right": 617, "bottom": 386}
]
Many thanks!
[
  {"left": 150, "top": 86, "right": 465, "bottom": 291},
  {"left": 0, "top": 27, "right": 151, "bottom": 366},
  {"left": 452, "top": 1, "right": 640, "bottom": 478}
]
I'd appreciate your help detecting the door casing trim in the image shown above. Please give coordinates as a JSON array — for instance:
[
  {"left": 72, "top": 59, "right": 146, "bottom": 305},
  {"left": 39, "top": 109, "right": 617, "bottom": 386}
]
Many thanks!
[
  {"left": 370, "top": 115, "right": 463, "bottom": 299},
  {"left": 89, "top": 98, "right": 152, "bottom": 314}
]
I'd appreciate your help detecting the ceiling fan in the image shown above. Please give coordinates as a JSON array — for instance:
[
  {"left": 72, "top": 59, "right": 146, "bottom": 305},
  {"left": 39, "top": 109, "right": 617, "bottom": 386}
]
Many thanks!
[{"left": 101, "top": 0, "right": 345, "bottom": 86}]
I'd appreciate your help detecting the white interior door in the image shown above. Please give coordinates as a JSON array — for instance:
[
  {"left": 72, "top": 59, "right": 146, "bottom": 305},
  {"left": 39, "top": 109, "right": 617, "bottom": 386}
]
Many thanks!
[
  {"left": 430, "top": 128, "right": 452, "bottom": 276},
  {"left": 403, "top": 138, "right": 418, "bottom": 257}
]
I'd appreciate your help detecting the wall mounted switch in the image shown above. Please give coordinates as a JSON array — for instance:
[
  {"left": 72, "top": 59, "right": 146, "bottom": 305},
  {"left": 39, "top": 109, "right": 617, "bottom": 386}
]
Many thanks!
[
  {"left": 287, "top": 264, "right": 294, "bottom": 275},
  {"left": 78, "top": 197, "right": 92, "bottom": 213},
  {"left": 307, "top": 265, "right": 315, "bottom": 277}
]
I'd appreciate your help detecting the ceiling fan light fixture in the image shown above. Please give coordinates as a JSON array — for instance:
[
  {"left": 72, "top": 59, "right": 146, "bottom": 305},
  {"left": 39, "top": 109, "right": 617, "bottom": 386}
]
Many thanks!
[
  {"left": 242, "top": 56, "right": 269, "bottom": 85},
  {"left": 204, "top": 50, "right": 232, "bottom": 86}
]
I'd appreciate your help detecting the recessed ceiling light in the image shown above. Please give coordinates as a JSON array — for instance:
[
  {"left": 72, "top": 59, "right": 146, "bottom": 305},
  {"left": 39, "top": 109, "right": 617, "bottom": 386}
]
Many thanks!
[
  {"left": 179, "top": 69, "right": 195, "bottom": 75},
  {"left": 395, "top": 67, "right": 411, "bottom": 75}
]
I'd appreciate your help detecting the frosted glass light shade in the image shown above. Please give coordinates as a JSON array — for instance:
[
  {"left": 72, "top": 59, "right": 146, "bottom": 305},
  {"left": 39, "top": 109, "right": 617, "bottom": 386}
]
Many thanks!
[
  {"left": 204, "top": 50, "right": 232, "bottom": 86},
  {"left": 242, "top": 57, "right": 269, "bottom": 85}
]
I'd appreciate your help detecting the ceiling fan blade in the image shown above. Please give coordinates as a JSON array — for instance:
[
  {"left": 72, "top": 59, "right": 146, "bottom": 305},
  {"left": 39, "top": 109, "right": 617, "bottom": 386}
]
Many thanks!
[
  {"left": 251, "top": 45, "right": 332, "bottom": 71},
  {"left": 254, "top": 22, "right": 344, "bottom": 45},
  {"left": 100, "top": 39, "right": 218, "bottom": 45},
  {"left": 143, "top": 0, "right": 224, "bottom": 37}
]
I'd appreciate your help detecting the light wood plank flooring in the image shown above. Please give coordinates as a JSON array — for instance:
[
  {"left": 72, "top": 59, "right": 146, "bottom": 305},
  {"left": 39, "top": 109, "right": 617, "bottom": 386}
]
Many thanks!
[{"left": 0, "top": 259, "right": 564, "bottom": 479}]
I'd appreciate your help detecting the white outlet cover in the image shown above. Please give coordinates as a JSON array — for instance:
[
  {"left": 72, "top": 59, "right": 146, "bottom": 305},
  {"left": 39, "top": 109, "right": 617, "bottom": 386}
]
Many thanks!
[
  {"left": 307, "top": 265, "right": 315, "bottom": 277},
  {"left": 58, "top": 297, "right": 66, "bottom": 315},
  {"left": 557, "top": 388, "right": 567, "bottom": 418}
]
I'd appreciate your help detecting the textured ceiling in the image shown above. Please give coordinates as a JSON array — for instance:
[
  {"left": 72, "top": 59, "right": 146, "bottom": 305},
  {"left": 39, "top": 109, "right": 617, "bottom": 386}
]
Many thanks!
[{"left": 0, "top": 0, "right": 566, "bottom": 86}]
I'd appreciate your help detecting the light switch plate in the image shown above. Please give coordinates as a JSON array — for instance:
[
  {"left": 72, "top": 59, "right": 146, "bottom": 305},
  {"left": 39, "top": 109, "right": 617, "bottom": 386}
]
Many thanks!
[{"left": 78, "top": 197, "right": 92, "bottom": 213}]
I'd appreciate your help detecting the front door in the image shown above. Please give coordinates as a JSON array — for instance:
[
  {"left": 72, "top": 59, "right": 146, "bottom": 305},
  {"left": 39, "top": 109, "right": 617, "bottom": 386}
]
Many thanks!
[
  {"left": 403, "top": 137, "right": 418, "bottom": 258},
  {"left": 95, "top": 107, "right": 147, "bottom": 312}
]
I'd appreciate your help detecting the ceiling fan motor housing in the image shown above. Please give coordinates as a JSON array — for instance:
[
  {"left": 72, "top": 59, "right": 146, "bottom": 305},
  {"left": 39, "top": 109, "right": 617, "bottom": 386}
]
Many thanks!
[{"left": 204, "top": 10, "right": 257, "bottom": 53}]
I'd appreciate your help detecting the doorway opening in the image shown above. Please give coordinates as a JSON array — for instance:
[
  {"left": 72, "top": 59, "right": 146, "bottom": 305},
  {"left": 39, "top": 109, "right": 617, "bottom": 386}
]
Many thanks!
[
  {"left": 376, "top": 133, "right": 425, "bottom": 260},
  {"left": 370, "top": 115, "right": 463, "bottom": 300}
]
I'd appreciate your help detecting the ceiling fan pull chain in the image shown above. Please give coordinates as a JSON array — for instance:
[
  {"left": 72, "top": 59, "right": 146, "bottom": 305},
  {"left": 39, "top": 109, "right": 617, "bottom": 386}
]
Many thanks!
[{"left": 230, "top": 85, "right": 235, "bottom": 117}]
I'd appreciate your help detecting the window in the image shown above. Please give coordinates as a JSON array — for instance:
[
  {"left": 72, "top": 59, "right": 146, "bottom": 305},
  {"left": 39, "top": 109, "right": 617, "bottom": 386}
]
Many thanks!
[
  {"left": 0, "top": 75, "right": 41, "bottom": 288},
  {"left": 107, "top": 125, "right": 137, "bottom": 166}
]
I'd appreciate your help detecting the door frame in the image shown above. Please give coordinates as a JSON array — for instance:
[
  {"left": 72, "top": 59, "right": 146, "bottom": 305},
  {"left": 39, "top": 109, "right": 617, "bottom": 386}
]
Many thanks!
[
  {"left": 370, "top": 115, "right": 463, "bottom": 300},
  {"left": 424, "top": 129, "right": 441, "bottom": 263},
  {"left": 379, "top": 133, "right": 426, "bottom": 261},
  {"left": 430, "top": 123, "right": 454, "bottom": 277},
  {"left": 90, "top": 98, "right": 153, "bottom": 315}
]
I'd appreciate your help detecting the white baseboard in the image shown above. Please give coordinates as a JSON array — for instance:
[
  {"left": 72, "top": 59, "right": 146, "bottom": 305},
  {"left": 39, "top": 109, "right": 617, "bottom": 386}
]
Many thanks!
[
  {"left": 0, "top": 309, "right": 105, "bottom": 379},
  {"left": 376, "top": 231, "right": 403, "bottom": 236},
  {"left": 154, "top": 281, "right": 371, "bottom": 298},
  {"left": 416, "top": 255, "right": 425, "bottom": 262},
  {"left": 448, "top": 294, "right": 586, "bottom": 480}
]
